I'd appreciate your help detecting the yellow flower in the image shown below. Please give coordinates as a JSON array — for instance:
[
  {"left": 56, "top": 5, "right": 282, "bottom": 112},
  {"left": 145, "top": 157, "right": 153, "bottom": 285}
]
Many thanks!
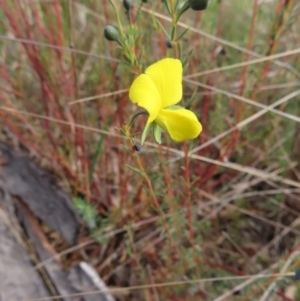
[{"left": 129, "top": 58, "right": 202, "bottom": 143}]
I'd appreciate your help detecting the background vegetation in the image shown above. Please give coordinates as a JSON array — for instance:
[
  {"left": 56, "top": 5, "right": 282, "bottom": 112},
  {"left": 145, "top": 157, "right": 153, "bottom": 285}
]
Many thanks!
[{"left": 1, "top": 0, "right": 300, "bottom": 300}]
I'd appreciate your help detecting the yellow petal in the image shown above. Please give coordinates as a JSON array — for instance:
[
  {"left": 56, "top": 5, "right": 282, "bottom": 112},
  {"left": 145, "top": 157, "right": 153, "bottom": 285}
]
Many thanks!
[
  {"left": 155, "top": 108, "right": 202, "bottom": 142},
  {"left": 145, "top": 58, "right": 182, "bottom": 108},
  {"left": 129, "top": 74, "right": 161, "bottom": 123}
]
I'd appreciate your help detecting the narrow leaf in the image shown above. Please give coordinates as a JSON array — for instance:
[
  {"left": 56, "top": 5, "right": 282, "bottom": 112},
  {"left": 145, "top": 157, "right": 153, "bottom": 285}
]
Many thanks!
[
  {"left": 126, "top": 164, "right": 144, "bottom": 177},
  {"left": 176, "top": 27, "right": 190, "bottom": 42},
  {"left": 156, "top": 20, "right": 171, "bottom": 40},
  {"left": 89, "top": 134, "right": 105, "bottom": 184},
  {"left": 153, "top": 123, "right": 162, "bottom": 144},
  {"left": 141, "top": 122, "right": 153, "bottom": 145},
  {"left": 183, "top": 48, "right": 193, "bottom": 72}
]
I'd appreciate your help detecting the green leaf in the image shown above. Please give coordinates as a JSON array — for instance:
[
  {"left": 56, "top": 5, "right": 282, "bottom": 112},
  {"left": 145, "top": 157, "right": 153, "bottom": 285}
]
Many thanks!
[
  {"left": 73, "top": 197, "right": 97, "bottom": 229},
  {"left": 175, "top": 0, "right": 181, "bottom": 10},
  {"left": 89, "top": 134, "right": 105, "bottom": 184},
  {"left": 185, "top": 89, "right": 198, "bottom": 109},
  {"left": 176, "top": 27, "right": 190, "bottom": 42},
  {"left": 126, "top": 164, "right": 144, "bottom": 177},
  {"left": 162, "top": 0, "right": 171, "bottom": 15},
  {"left": 153, "top": 123, "right": 162, "bottom": 144},
  {"left": 171, "top": 26, "right": 176, "bottom": 41},
  {"left": 183, "top": 48, "right": 193, "bottom": 72},
  {"left": 156, "top": 19, "right": 171, "bottom": 40},
  {"left": 176, "top": 1, "right": 190, "bottom": 23},
  {"left": 141, "top": 122, "right": 153, "bottom": 145},
  {"left": 178, "top": 42, "right": 183, "bottom": 61}
]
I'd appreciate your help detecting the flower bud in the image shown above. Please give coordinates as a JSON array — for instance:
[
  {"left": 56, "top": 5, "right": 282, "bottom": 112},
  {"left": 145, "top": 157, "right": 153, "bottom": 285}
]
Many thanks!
[
  {"left": 295, "top": 269, "right": 300, "bottom": 280},
  {"left": 104, "top": 25, "right": 120, "bottom": 42},
  {"left": 133, "top": 144, "right": 141, "bottom": 152},
  {"left": 123, "top": 0, "right": 132, "bottom": 11},
  {"left": 166, "top": 39, "right": 173, "bottom": 49},
  {"left": 188, "top": 0, "right": 210, "bottom": 11}
]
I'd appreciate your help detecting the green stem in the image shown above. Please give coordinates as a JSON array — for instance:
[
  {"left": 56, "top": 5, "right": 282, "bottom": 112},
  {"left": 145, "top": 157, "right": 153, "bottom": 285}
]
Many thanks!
[
  {"left": 128, "top": 110, "right": 148, "bottom": 128},
  {"left": 108, "top": 0, "right": 125, "bottom": 39}
]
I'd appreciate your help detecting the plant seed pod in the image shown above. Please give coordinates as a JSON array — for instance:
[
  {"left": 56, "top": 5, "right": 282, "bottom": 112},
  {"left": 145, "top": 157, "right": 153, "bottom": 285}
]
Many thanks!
[
  {"left": 188, "top": 0, "right": 210, "bottom": 11},
  {"left": 104, "top": 25, "right": 120, "bottom": 42},
  {"left": 123, "top": 0, "right": 132, "bottom": 11}
]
